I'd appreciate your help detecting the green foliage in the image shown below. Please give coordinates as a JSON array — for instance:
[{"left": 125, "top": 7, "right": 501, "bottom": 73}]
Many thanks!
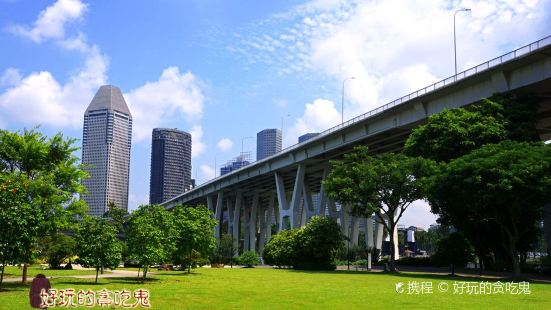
[
  {"left": 429, "top": 141, "right": 551, "bottom": 276},
  {"left": 0, "top": 128, "right": 87, "bottom": 287},
  {"left": 432, "top": 232, "right": 474, "bottom": 274},
  {"left": 39, "top": 232, "right": 76, "bottom": 269},
  {"left": 126, "top": 204, "right": 175, "bottom": 279},
  {"left": 294, "top": 216, "right": 342, "bottom": 270},
  {"left": 262, "top": 229, "right": 298, "bottom": 268},
  {"left": 238, "top": 251, "right": 259, "bottom": 267},
  {"left": 211, "top": 234, "right": 234, "bottom": 264},
  {"left": 172, "top": 205, "right": 217, "bottom": 272},
  {"left": 263, "top": 216, "right": 343, "bottom": 270},
  {"left": 75, "top": 216, "right": 122, "bottom": 283},
  {"left": 323, "top": 146, "right": 437, "bottom": 271},
  {"left": 414, "top": 226, "right": 451, "bottom": 256}
]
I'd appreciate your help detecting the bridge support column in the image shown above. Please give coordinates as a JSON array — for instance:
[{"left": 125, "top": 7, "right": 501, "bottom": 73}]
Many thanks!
[
  {"left": 275, "top": 172, "right": 293, "bottom": 231},
  {"left": 340, "top": 204, "right": 351, "bottom": 248},
  {"left": 249, "top": 193, "right": 259, "bottom": 252},
  {"left": 365, "top": 214, "right": 374, "bottom": 270},
  {"left": 227, "top": 199, "right": 234, "bottom": 236},
  {"left": 232, "top": 193, "right": 242, "bottom": 257},
  {"left": 290, "top": 164, "right": 306, "bottom": 229},
  {"left": 214, "top": 191, "right": 224, "bottom": 241},
  {"left": 300, "top": 183, "right": 314, "bottom": 227},
  {"left": 351, "top": 216, "right": 360, "bottom": 246},
  {"left": 375, "top": 215, "right": 384, "bottom": 251},
  {"left": 259, "top": 192, "right": 275, "bottom": 256},
  {"left": 243, "top": 205, "right": 250, "bottom": 252}
]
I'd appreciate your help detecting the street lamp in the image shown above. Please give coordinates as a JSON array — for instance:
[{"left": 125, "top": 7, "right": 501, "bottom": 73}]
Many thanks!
[
  {"left": 341, "top": 77, "right": 356, "bottom": 124},
  {"left": 454, "top": 8, "right": 471, "bottom": 75},
  {"left": 241, "top": 136, "right": 253, "bottom": 166}
]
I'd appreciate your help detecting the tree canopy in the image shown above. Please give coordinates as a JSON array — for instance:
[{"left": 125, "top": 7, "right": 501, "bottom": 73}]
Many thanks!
[
  {"left": 172, "top": 205, "right": 217, "bottom": 273},
  {"left": 323, "top": 146, "right": 436, "bottom": 271},
  {"left": 0, "top": 128, "right": 87, "bottom": 285},
  {"left": 75, "top": 216, "right": 122, "bottom": 283},
  {"left": 428, "top": 141, "right": 551, "bottom": 276},
  {"left": 126, "top": 204, "right": 175, "bottom": 279}
]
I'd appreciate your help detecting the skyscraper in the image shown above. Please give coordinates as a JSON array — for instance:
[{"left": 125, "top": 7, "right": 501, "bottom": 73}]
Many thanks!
[
  {"left": 256, "top": 128, "right": 282, "bottom": 160},
  {"left": 298, "top": 133, "right": 320, "bottom": 143},
  {"left": 82, "top": 85, "right": 132, "bottom": 217},
  {"left": 149, "top": 128, "right": 192, "bottom": 204}
]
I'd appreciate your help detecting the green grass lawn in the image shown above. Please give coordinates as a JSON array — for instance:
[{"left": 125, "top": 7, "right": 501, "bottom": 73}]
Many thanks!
[
  {"left": 1, "top": 268, "right": 550, "bottom": 309},
  {"left": 1, "top": 265, "right": 107, "bottom": 278}
]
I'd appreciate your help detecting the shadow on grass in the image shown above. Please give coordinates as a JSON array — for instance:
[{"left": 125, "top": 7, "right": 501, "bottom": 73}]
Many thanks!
[
  {"left": 0, "top": 282, "right": 30, "bottom": 292},
  {"left": 155, "top": 271, "right": 203, "bottom": 277},
  {"left": 285, "top": 268, "right": 551, "bottom": 284},
  {"left": 54, "top": 277, "right": 161, "bottom": 286}
]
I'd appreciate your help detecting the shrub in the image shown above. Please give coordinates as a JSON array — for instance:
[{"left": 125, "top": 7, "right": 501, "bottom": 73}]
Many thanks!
[
  {"left": 238, "top": 251, "right": 259, "bottom": 268},
  {"left": 263, "top": 229, "right": 298, "bottom": 267},
  {"left": 432, "top": 232, "right": 474, "bottom": 274},
  {"left": 263, "top": 216, "right": 343, "bottom": 270}
]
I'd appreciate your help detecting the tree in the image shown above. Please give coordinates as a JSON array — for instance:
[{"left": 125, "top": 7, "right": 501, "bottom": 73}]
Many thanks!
[
  {"left": 39, "top": 232, "right": 76, "bottom": 269},
  {"left": 75, "top": 216, "right": 122, "bottom": 283},
  {"left": 404, "top": 99, "right": 507, "bottom": 162},
  {"left": 126, "top": 205, "right": 175, "bottom": 280},
  {"left": 172, "top": 205, "right": 217, "bottom": 273},
  {"left": 211, "top": 234, "right": 234, "bottom": 265},
  {"left": 428, "top": 141, "right": 551, "bottom": 277},
  {"left": 262, "top": 229, "right": 298, "bottom": 268},
  {"left": 432, "top": 232, "right": 474, "bottom": 275},
  {"left": 238, "top": 251, "right": 259, "bottom": 268},
  {"left": 0, "top": 128, "right": 87, "bottom": 284},
  {"left": 293, "top": 216, "right": 343, "bottom": 270},
  {"left": 323, "top": 146, "right": 437, "bottom": 272}
]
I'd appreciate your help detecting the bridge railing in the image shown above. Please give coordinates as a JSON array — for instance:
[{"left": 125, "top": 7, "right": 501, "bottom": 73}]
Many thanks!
[{"left": 173, "top": 34, "right": 551, "bottom": 200}]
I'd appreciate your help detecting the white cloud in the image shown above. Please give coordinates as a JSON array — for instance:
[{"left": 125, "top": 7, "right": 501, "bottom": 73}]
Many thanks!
[
  {"left": 0, "top": 68, "right": 22, "bottom": 86},
  {"left": 199, "top": 164, "right": 215, "bottom": 181},
  {"left": 286, "top": 98, "right": 340, "bottom": 145},
  {"left": 217, "top": 138, "right": 233, "bottom": 152},
  {"left": 398, "top": 200, "right": 439, "bottom": 230},
  {"left": 8, "top": 0, "right": 88, "bottom": 43},
  {"left": 125, "top": 67, "right": 204, "bottom": 142},
  {"left": 0, "top": 46, "right": 108, "bottom": 128},
  {"left": 189, "top": 125, "right": 206, "bottom": 158}
]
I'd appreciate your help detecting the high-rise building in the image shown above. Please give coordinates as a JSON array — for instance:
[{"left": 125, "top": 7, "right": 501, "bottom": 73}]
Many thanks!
[
  {"left": 82, "top": 85, "right": 132, "bottom": 217},
  {"left": 220, "top": 153, "right": 251, "bottom": 176},
  {"left": 298, "top": 133, "right": 320, "bottom": 143},
  {"left": 149, "top": 128, "right": 192, "bottom": 204},
  {"left": 256, "top": 128, "right": 282, "bottom": 160}
]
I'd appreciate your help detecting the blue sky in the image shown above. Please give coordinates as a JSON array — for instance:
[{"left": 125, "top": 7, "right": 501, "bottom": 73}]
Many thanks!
[{"left": 1, "top": 0, "right": 550, "bottom": 228}]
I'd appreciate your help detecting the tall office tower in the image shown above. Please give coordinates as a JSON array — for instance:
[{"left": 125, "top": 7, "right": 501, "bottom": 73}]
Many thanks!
[
  {"left": 256, "top": 128, "right": 282, "bottom": 160},
  {"left": 149, "top": 128, "right": 192, "bottom": 204},
  {"left": 298, "top": 133, "right": 320, "bottom": 143},
  {"left": 82, "top": 85, "right": 132, "bottom": 217}
]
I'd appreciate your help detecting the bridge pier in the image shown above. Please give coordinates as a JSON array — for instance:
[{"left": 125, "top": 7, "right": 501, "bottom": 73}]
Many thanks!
[
  {"left": 232, "top": 193, "right": 242, "bottom": 257},
  {"left": 248, "top": 193, "right": 259, "bottom": 252}
]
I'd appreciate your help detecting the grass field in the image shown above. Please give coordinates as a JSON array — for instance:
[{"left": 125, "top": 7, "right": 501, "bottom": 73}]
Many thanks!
[
  {"left": 1, "top": 268, "right": 550, "bottom": 309},
  {"left": 1, "top": 265, "right": 107, "bottom": 278}
]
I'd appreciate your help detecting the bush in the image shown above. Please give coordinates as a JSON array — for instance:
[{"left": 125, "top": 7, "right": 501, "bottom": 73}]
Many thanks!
[
  {"left": 238, "top": 251, "right": 259, "bottom": 267},
  {"left": 432, "top": 232, "right": 474, "bottom": 274},
  {"left": 263, "top": 229, "right": 298, "bottom": 267},
  {"left": 263, "top": 216, "right": 342, "bottom": 270}
]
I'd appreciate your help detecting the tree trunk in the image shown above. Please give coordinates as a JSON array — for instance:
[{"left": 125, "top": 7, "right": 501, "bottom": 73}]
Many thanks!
[
  {"left": 22, "top": 263, "right": 28, "bottom": 284},
  {"left": 95, "top": 267, "right": 99, "bottom": 284},
  {"left": 188, "top": 248, "right": 193, "bottom": 273},
  {"left": 389, "top": 225, "right": 396, "bottom": 272},
  {"left": 143, "top": 266, "right": 148, "bottom": 280},
  {"left": 511, "top": 252, "right": 521, "bottom": 278},
  {"left": 0, "top": 261, "right": 5, "bottom": 290}
]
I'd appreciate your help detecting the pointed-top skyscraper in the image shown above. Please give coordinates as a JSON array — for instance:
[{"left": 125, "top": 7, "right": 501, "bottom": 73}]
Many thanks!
[{"left": 82, "top": 85, "right": 132, "bottom": 216}]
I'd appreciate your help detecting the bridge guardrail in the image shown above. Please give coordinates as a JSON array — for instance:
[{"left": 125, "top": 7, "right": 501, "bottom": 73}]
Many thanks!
[{"left": 168, "top": 34, "right": 551, "bottom": 202}]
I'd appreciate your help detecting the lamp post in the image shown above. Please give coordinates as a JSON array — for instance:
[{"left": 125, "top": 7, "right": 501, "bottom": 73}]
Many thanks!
[
  {"left": 241, "top": 136, "right": 253, "bottom": 166},
  {"left": 341, "top": 77, "right": 356, "bottom": 124},
  {"left": 454, "top": 8, "right": 471, "bottom": 75}
]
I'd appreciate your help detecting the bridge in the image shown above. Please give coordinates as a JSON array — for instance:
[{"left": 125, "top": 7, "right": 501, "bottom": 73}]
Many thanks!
[{"left": 162, "top": 35, "right": 551, "bottom": 259}]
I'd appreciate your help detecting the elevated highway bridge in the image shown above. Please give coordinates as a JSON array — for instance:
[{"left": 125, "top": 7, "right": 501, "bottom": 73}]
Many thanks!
[{"left": 162, "top": 35, "right": 551, "bottom": 258}]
